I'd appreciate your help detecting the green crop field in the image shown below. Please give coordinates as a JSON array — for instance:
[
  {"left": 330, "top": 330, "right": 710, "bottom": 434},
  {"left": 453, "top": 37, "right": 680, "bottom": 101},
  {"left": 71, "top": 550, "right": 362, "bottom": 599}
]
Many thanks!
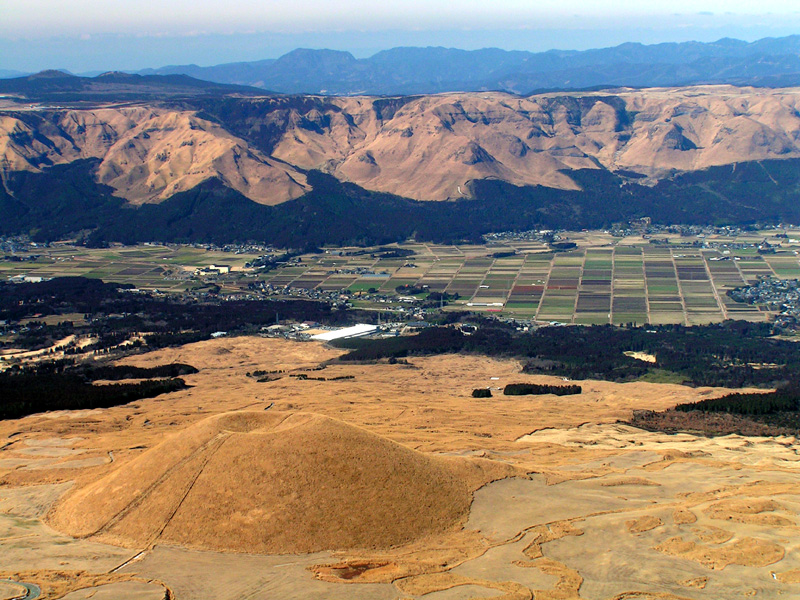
[{"left": 4, "top": 227, "right": 799, "bottom": 325}]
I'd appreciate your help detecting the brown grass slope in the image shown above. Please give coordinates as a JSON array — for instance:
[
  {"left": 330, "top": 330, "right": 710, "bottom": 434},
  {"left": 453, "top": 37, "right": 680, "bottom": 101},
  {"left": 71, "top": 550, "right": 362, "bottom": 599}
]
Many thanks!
[
  {"left": 0, "top": 108, "right": 308, "bottom": 205},
  {"left": 47, "top": 411, "right": 515, "bottom": 554},
  {"left": 273, "top": 87, "right": 800, "bottom": 200},
  {"left": 5, "top": 86, "right": 800, "bottom": 203}
]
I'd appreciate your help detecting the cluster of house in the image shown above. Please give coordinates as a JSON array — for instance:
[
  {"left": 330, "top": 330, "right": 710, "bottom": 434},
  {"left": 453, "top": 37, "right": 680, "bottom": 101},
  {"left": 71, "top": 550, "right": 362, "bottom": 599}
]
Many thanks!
[
  {"left": 189, "top": 242, "right": 274, "bottom": 254},
  {"left": 729, "top": 276, "right": 800, "bottom": 315},
  {"left": 249, "top": 281, "right": 432, "bottom": 319}
]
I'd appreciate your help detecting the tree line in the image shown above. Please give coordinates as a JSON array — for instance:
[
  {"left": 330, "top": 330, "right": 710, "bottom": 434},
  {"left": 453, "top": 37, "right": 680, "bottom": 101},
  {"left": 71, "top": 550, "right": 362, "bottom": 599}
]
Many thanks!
[
  {"left": 336, "top": 319, "right": 800, "bottom": 390},
  {"left": 503, "top": 382, "right": 582, "bottom": 396}
]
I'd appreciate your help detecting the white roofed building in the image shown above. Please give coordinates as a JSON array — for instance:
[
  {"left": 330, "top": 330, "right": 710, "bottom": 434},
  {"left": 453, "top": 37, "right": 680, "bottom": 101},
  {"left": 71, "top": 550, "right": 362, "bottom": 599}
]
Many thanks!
[{"left": 311, "top": 324, "right": 378, "bottom": 341}]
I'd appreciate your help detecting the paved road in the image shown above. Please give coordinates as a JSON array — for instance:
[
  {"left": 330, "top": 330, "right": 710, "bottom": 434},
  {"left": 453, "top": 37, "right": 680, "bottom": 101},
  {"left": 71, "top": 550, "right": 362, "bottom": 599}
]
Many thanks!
[{"left": 2, "top": 580, "right": 40, "bottom": 600}]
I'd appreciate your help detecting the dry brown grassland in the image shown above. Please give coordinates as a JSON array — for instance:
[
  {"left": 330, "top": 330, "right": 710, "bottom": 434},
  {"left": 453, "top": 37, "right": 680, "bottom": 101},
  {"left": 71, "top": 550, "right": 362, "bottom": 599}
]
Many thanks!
[{"left": 1, "top": 336, "right": 798, "bottom": 599}]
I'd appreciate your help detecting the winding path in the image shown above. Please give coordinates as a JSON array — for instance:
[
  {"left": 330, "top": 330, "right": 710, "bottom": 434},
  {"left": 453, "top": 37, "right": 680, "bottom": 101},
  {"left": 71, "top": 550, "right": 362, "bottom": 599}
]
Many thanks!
[{"left": 2, "top": 580, "right": 40, "bottom": 600}]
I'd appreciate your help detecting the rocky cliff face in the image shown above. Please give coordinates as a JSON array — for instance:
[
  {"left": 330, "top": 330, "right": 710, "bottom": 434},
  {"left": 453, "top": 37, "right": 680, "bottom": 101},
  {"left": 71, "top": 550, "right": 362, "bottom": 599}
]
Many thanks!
[{"left": 3, "top": 85, "right": 800, "bottom": 205}]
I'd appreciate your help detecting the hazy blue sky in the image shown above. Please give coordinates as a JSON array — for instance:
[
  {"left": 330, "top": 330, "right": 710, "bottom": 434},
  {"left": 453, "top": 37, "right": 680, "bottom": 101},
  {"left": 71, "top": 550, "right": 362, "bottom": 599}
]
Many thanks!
[{"left": 2, "top": 0, "right": 800, "bottom": 73}]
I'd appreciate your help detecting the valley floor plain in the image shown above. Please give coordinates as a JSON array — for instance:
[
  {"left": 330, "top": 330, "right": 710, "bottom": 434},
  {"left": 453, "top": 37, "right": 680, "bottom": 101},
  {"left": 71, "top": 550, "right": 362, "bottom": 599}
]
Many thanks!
[{"left": 3, "top": 226, "right": 800, "bottom": 327}]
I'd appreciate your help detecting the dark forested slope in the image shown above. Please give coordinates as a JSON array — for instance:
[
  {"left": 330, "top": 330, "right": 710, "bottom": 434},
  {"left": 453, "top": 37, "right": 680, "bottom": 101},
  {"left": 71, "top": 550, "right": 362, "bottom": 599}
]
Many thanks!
[{"left": 3, "top": 158, "right": 800, "bottom": 247}]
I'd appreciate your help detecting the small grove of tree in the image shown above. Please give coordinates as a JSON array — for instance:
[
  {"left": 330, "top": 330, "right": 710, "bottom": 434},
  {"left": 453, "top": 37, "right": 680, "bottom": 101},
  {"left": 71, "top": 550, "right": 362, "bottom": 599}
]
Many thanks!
[
  {"left": 0, "top": 374, "right": 188, "bottom": 420},
  {"left": 675, "top": 385, "right": 800, "bottom": 415},
  {"left": 395, "top": 284, "right": 427, "bottom": 295},
  {"left": 420, "top": 292, "right": 460, "bottom": 309},
  {"left": 0, "top": 360, "right": 199, "bottom": 420},
  {"left": 86, "top": 363, "right": 198, "bottom": 380},
  {"left": 503, "top": 382, "right": 582, "bottom": 396},
  {"left": 472, "top": 388, "right": 492, "bottom": 398},
  {"left": 550, "top": 242, "right": 578, "bottom": 251}
]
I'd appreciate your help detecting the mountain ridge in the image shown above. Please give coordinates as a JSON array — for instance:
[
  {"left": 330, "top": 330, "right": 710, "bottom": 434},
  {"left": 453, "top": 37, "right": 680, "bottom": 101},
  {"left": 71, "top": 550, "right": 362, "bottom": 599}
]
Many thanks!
[
  {"left": 133, "top": 35, "right": 800, "bottom": 95},
  {"left": 0, "top": 70, "right": 270, "bottom": 100},
  {"left": 4, "top": 86, "right": 800, "bottom": 206},
  {"left": 4, "top": 79, "right": 800, "bottom": 245}
]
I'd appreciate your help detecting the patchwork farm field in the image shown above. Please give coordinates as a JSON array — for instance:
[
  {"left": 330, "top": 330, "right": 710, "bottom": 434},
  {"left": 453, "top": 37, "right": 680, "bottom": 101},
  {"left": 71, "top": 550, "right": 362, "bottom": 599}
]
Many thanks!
[
  {"left": 3, "top": 227, "right": 800, "bottom": 324},
  {"left": 256, "top": 229, "right": 800, "bottom": 325},
  {"left": 0, "top": 244, "right": 266, "bottom": 293}
]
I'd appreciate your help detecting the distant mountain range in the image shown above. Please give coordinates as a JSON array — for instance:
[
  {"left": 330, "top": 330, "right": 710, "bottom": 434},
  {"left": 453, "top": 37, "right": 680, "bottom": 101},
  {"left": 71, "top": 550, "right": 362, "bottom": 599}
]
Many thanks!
[
  {"left": 5, "top": 82, "right": 800, "bottom": 246},
  {"left": 6, "top": 36, "right": 800, "bottom": 96},
  {"left": 128, "top": 36, "right": 800, "bottom": 95},
  {"left": 0, "top": 70, "right": 266, "bottom": 101}
]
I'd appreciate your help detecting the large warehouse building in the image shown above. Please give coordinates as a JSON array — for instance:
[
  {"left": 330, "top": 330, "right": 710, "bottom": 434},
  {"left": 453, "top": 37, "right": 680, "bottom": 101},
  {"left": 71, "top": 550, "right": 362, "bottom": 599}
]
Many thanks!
[{"left": 310, "top": 324, "right": 378, "bottom": 341}]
